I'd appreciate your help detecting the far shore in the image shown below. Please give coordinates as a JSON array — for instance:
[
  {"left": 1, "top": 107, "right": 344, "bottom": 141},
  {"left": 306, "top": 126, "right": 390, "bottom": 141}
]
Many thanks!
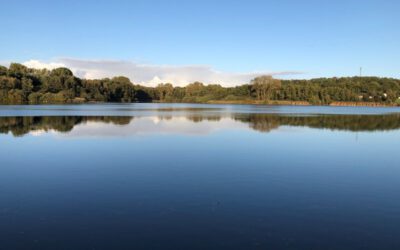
[
  {"left": 1, "top": 100, "right": 399, "bottom": 108},
  {"left": 201, "top": 100, "right": 400, "bottom": 107}
]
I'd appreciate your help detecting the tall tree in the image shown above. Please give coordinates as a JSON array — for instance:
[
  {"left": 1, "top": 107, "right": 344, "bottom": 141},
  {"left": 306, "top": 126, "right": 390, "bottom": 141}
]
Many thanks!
[{"left": 251, "top": 76, "right": 281, "bottom": 101}]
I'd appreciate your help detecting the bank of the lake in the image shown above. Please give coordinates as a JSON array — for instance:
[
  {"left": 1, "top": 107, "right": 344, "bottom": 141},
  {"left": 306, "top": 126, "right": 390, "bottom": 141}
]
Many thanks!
[{"left": 165, "top": 99, "right": 400, "bottom": 107}]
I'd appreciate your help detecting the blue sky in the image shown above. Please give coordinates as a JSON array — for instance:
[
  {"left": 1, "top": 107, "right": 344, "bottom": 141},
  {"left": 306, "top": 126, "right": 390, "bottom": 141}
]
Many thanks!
[{"left": 1, "top": 0, "right": 399, "bottom": 85}]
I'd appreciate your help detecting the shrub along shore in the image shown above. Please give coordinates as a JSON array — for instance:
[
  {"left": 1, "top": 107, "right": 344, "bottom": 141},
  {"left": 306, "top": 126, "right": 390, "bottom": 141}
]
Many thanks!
[{"left": 1, "top": 63, "right": 400, "bottom": 106}]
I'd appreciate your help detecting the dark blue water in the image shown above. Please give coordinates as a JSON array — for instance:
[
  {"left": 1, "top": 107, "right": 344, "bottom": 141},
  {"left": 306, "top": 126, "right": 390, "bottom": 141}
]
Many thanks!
[{"left": 1, "top": 104, "right": 400, "bottom": 249}]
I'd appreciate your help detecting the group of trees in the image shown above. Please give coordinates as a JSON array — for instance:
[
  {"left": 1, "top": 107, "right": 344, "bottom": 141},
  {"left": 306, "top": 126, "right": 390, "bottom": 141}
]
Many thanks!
[
  {"left": 277, "top": 77, "right": 400, "bottom": 104},
  {"left": 251, "top": 76, "right": 281, "bottom": 101},
  {"left": 0, "top": 63, "right": 137, "bottom": 104},
  {"left": 1, "top": 63, "right": 400, "bottom": 105}
]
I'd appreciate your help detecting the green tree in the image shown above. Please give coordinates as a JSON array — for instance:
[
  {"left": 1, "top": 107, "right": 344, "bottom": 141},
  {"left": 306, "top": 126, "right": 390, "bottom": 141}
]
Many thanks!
[
  {"left": 0, "top": 66, "right": 7, "bottom": 76},
  {"left": 251, "top": 76, "right": 281, "bottom": 101},
  {"left": 8, "top": 63, "right": 28, "bottom": 79},
  {"left": 156, "top": 83, "right": 174, "bottom": 101}
]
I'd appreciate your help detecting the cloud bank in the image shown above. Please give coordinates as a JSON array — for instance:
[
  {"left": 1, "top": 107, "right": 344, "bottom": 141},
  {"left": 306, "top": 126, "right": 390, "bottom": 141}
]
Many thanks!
[{"left": 21, "top": 58, "right": 302, "bottom": 87}]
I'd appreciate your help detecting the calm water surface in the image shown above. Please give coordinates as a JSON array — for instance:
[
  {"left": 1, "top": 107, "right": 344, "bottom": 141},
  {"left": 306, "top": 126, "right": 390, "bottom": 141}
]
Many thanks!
[{"left": 1, "top": 103, "right": 400, "bottom": 249}]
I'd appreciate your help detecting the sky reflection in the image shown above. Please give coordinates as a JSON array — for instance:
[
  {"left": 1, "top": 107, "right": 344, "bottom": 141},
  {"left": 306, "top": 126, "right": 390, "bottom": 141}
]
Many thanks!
[{"left": 1, "top": 112, "right": 400, "bottom": 138}]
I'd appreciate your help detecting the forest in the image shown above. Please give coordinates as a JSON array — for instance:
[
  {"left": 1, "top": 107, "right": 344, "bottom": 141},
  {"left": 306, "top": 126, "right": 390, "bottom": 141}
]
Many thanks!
[{"left": 1, "top": 63, "right": 400, "bottom": 105}]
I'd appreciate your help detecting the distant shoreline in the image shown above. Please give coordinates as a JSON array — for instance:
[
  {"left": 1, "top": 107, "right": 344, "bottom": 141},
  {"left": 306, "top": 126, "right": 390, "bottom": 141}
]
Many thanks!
[
  {"left": 0, "top": 100, "right": 399, "bottom": 108},
  {"left": 2, "top": 64, "right": 400, "bottom": 106},
  {"left": 202, "top": 100, "right": 399, "bottom": 107}
]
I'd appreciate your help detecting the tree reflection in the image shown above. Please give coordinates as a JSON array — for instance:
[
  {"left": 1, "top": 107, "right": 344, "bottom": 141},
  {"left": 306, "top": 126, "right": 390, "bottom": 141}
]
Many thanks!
[
  {"left": 0, "top": 116, "right": 133, "bottom": 137},
  {"left": 233, "top": 113, "right": 400, "bottom": 132},
  {"left": 1, "top": 113, "right": 400, "bottom": 137}
]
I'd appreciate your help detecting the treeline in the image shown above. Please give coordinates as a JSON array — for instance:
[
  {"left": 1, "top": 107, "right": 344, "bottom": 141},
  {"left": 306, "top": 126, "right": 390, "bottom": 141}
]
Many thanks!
[
  {"left": 0, "top": 63, "right": 138, "bottom": 104},
  {"left": 1, "top": 63, "right": 400, "bottom": 105}
]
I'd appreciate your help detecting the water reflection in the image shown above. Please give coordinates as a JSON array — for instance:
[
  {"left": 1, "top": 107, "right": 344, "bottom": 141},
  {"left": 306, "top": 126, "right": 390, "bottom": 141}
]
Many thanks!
[
  {"left": 1, "top": 113, "right": 400, "bottom": 137},
  {"left": 0, "top": 116, "right": 133, "bottom": 137},
  {"left": 1, "top": 105, "right": 400, "bottom": 249},
  {"left": 234, "top": 113, "right": 400, "bottom": 132}
]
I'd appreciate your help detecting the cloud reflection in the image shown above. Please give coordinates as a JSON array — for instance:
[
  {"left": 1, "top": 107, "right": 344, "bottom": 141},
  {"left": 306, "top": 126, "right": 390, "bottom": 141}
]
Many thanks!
[
  {"left": 66, "top": 116, "right": 246, "bottom": 137},
  {"left": 1, "top": 113, "right": 400, "bottom": 138}
]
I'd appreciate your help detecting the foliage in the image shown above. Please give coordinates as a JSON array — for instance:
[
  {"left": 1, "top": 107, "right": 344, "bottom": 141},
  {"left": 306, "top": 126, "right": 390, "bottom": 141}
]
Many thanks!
[
  {"left": 1, "top": 63, "right": 400, "bottom": 105},
  {"left": 251, "top": 76, "right": 281, "bottom": 100}
]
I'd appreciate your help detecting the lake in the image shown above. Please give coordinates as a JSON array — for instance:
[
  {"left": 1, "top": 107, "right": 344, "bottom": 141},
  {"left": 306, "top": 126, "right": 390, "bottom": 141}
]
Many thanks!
[{"left": 1, "top": 103, "right": 400, "bottom": 249}]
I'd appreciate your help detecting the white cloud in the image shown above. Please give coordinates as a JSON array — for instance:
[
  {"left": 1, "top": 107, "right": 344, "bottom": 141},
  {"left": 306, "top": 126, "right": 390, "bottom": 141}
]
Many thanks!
[
  {"left": 19, "top": 58, "right": 302, "bottom": 87},
  {"left": 23, "top": 60, "right": 65, "bottom": 70}
]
